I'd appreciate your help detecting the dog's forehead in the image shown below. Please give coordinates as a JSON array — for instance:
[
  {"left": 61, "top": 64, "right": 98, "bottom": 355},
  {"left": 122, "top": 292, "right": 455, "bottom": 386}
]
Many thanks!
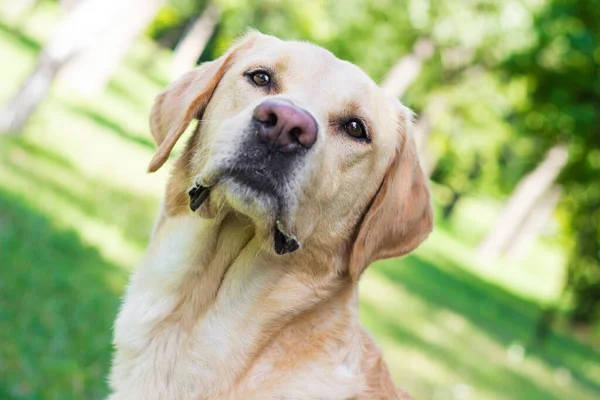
[{"left": 240, "top": 40, "right": 380, "bottom": 98}]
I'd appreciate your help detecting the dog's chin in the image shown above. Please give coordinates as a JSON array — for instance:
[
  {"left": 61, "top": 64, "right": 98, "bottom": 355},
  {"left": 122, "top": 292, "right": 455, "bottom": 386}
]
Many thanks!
[
  {"left": 221, "top": 177, "right": 281, "bottom": 224},
  {"left": 188, "top": 174, "right": 301, "bottom": 255}
]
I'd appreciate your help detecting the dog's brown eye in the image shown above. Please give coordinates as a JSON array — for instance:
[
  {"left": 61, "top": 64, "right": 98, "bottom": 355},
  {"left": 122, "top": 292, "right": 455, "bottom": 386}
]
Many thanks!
[
  {"left": 343, "top": 119, "right": 369, "bottom": 142},
  {"left": 249, "top": 71, "right": 271, "bottom": 86}
]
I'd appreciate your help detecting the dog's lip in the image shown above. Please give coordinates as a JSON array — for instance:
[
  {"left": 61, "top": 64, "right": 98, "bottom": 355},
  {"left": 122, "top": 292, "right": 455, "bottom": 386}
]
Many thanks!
[
  {"left": 188, "top": 184, "right": 211, "bottom": 211},
  {"left": 274, "top": 220, "right": 300, "bottom": 255}
]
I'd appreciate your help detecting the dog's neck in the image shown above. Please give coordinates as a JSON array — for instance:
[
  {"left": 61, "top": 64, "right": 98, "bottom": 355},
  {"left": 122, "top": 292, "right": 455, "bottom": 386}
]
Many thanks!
[{"left": 113, "top": 209, "right": 355, "bottom": 398}]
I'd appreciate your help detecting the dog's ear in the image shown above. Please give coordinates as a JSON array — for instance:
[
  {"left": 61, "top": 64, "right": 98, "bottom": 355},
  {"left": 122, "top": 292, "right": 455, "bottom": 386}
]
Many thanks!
[
  {"left": 147, "top": 32, "right": 261, "bottom": 172},
  {"left": 349, "top": 107, "right": 433, "bottom": 280}
]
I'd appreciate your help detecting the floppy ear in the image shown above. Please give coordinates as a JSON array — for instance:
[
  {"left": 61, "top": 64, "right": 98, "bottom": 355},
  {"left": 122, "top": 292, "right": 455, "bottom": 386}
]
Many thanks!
[
  {"left": 147, "top": 33, "right": 260, "bottom": 172},
  {"left": 349, "top": 110, "right": 433, "bottom": 281}
]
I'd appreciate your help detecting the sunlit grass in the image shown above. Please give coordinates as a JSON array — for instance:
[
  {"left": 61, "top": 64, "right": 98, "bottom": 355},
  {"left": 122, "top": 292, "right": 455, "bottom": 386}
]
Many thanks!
[
  {"left": 0, "top": 4, "right": 599, "bottom": 400},
  {"left": 0, "top": 138, "right": 152, "bottom": 266},
  {"left": 430, "top": 193, "right": 566, "bottom": 303},
  {"left": 360, "top": 264, "right": 600, "bottom": 399}
]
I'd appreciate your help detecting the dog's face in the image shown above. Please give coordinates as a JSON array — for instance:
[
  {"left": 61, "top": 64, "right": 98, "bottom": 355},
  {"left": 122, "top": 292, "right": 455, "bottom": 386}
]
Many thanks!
[{"left": 149, "top": 32, "right": 432, "bottom": 278}]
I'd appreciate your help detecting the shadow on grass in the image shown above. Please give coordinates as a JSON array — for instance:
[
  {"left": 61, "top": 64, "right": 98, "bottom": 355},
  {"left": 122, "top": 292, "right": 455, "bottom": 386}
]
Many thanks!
[
  {"left": 105, "top": 79, "right": 148, "bottom": 110},
  {"left": 373, "top": 254, "right": 600, "bottom": 395},
  {"left": 64, "top": 104, "right": 155, "bottom": 151},
  {"left": 0, "top": 18, "right": 42, "bottom": 53},
  {"left": 2, "top": 138, "right": 157, "bottom": 247},
  {"left": 127, "top": 54, "right": 170, "bottom": 88},
  {"left": 0, "top": 189, "right": 125, "bottom": 399},
  {"left": 361, "top": 300, "right": 563, "bottom": 400}
]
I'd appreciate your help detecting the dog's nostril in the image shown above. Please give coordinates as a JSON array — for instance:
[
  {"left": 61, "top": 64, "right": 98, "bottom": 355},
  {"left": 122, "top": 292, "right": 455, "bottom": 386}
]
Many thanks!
[
  {"left": 266, "top": 112, "right": 278, "bottom": 127},
  {"left": 289, "top": 127, "right": 301, "bottom": 140}
]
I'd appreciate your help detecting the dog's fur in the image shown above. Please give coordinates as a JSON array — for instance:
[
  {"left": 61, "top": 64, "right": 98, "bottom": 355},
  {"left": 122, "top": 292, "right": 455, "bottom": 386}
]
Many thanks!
[{"left": 109, "top": 32, "right": 432, "bottom": 400}]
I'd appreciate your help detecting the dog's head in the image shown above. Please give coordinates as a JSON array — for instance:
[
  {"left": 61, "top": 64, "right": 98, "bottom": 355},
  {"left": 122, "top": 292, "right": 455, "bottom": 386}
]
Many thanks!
[{"left": 148, "top": 32, "right": 432, "bottom": 279}]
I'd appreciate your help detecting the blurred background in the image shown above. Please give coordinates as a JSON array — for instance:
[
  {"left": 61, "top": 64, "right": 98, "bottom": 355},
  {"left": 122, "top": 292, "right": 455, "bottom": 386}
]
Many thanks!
[{"left": 0, "top": 0, "right": 599, "bottom": 399}]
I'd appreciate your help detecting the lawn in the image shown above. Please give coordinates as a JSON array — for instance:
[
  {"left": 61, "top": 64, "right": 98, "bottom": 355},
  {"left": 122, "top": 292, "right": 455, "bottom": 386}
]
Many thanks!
[{"left": 1, "top": 5, "right": 599, "bottom": 400}]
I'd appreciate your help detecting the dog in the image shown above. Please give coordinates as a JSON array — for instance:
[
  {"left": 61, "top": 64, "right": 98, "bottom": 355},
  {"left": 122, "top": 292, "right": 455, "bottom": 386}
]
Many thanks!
[{"left": 109, "top": 31, "right": 432, "bottom": 400}]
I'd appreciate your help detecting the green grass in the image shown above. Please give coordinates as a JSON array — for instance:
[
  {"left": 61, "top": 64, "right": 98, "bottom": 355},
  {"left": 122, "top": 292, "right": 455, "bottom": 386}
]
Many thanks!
[
  {"left": 0, "top": 189, "right": 126, "bottom": 399},
  {"left": 1, "top": 4, "right": 599, "bottom": 399}
]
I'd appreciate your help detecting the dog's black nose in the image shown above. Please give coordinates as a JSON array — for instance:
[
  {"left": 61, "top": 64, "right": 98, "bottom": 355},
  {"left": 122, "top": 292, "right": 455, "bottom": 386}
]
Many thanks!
[{"left": 253, "top": 99, "right": 318, "bottom": 152}]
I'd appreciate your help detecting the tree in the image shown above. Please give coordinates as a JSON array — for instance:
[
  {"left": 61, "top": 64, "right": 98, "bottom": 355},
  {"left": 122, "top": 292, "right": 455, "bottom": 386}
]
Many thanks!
[
  {"left": 2, "top": 0, "right": 42, "bottom": 23},
  {"left": 389, "top": 1, "right": 546, "bottom": 223},
  {"left": 58, "top": 0, "right": 165, "bottom": 96},
  {"left": 0, "top": 0, "right": 165, "bottom": 133},
  {"left": 381, "top": 39, "right": 434, "bottom": 98},
  {"left": 504, "top": 185, "right": 562, "bottom": 260},
  {"left": 0, "top": 0, "right": 121, "bottom": 133},
  {"left": 58, "top": 0, "right": 80, "bottom": 11},
  {"left": 378, "top": 38, "right": 436, "bottom": 175},
  {"left": 477, "top": 144, "right": 568, "bottom": 260},
  {"left": 412, "top": 98, "right": 448, "bottom": 177},
  {"left": 499, "top": 0, "right": 600, "bottom": 324},
  {"left": 169, "top": 3, "right": 220, "bottom": 79}
]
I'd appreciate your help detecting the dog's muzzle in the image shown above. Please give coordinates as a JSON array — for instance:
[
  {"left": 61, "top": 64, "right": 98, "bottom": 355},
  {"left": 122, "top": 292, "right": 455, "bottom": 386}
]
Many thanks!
[
  {"left": 187, "top": 99, "right": 316, "bottom": 255},
  {"left": 188, "top": 181, "right": 300, "bottom": 255}
]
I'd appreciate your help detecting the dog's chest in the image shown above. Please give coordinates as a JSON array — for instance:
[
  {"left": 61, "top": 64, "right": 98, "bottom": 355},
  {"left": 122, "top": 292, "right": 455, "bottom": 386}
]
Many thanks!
[
  {"left": 220, "top": 311, "right": 365, "bottom": 399},
  {"left": 112, "top": 306, "right": 364, "bottom": 400},
  {"left": 109, "top": 215, "right": 366, "bottom": 399}
]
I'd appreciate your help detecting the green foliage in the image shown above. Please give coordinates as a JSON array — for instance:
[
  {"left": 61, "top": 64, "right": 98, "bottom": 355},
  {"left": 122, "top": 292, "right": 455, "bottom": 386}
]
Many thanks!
[
  {"left": 500, "top": 0, "right": 600, "bottom": 323},
  {"left": 147, "top": 0, "right": 209, "bottom": 48},
  {"left": 155, "top": 0, "right": 417, "bottom": 77},
  {"left": 413, "top": 0, "right": 546, "bottom": 198}
]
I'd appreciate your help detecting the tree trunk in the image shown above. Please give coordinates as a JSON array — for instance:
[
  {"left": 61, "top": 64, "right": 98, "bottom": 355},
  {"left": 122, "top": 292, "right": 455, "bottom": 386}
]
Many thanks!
[
  {"left": 505, "top": 185, "right": 562, "bottom": 260},
  {"left": 381, "top": 38, "right": 434, "bottom": 98},
  {"left": 57, "top": 0, "right": 165, "bottom": 97},
  {"left": 477, "top": 144, "right": 568, "bottom": 260},
  {"left": 59, "top": 0, "right": 81, "bottom": 11},
  {"left": 413, "top": 110, "right": 440, "bottom": 177},
  {"left": 0, "top": 0, "right": 122, "bottom": 133},
  {"left": 443, "top": 190, "right": 463, "bottom": 220},
  {"left": 380, "top": 37, "right": 436, "bottom": 180},
  {"left": 3, "top": 0, "right": 40, "bottom": 23},
  {"left": 413, "top": 112, "right": 432, "bottom": 158},
  {"left": 381, "top": 38, "right": 436, "bottom": 177},
  {"left": 170, "top": 4, "right": 220, "bottom": 79},
  {"left": 0, "top": 54, "right": 61, "bottom": 134},
  {"left": 413, "top": 97, "right": 446, "bottom": 177}
]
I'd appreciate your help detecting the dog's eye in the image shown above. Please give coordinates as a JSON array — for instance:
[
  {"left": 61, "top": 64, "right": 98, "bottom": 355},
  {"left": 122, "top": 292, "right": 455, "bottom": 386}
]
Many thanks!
[
  {"left": 248, "top": 70, "right": 271, "bottom": 87},
  {"left": 343, "top": 119, "right": 370, "bottom": 142}
]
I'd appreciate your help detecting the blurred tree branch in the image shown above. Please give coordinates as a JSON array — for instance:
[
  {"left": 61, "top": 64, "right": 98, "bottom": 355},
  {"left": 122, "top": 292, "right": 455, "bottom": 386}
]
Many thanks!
[
  {"left": 381, "top": 38, "right": 435, "bottom": 98},
  {"left": 58, "top": 0, "right": 165, "bottom": 96},
  {"left": 0, "top": 0, "right": 120, "bottom": 133},
  {"left": 477, "top": 145, "right": 568, "bottom": 261},
  {"left": 169, "top": 2, "right": 220, "bottom": 79},
  {"left": 505, "top": 185, "right": 562, "bottom": 261},
  {"left": 0, "top": 0, "right": 165, "bottom": 133}
]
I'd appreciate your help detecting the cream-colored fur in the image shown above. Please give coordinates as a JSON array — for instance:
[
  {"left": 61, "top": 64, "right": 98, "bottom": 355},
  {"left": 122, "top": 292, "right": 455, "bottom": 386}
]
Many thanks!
[{"left": 109, "top": 32, "right": 431, "bottom": 400}]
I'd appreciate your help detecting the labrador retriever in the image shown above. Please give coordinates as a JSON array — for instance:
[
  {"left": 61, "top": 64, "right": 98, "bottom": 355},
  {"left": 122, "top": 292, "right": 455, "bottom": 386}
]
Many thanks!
[{"left": 109, "top": 31, "right": 432, "bottom": 400}]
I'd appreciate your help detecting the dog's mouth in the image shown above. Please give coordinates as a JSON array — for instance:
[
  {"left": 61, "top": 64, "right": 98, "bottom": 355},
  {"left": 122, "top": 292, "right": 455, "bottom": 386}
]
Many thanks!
[
  {"left": 274, "top": 219, "right": 300, "bottom": 255},
  {"left": 188, "top": 184, "right": 211, "bottom": 213},
  {"left": 187, "top": 179, "right": 301, "bottom": 255}
]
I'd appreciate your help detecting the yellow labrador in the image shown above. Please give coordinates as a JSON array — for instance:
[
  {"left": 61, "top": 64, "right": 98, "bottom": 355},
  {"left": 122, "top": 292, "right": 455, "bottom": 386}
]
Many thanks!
[{"left": 109, "top": 31, "right": 432, "bottom": 400}]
